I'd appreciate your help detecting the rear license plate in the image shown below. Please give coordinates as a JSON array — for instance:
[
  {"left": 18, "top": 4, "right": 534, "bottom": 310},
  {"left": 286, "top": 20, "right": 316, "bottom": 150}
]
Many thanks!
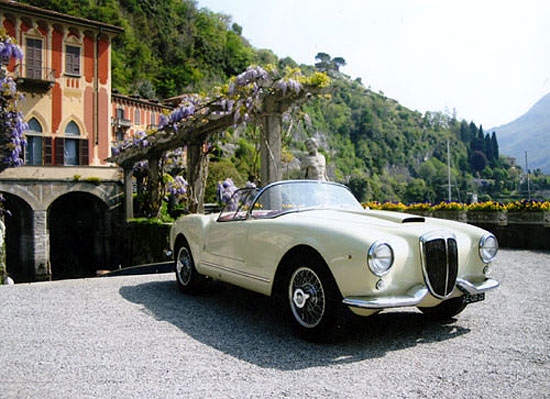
[{"left": 463, "top": 293, "right": 485, "bottom": 304}]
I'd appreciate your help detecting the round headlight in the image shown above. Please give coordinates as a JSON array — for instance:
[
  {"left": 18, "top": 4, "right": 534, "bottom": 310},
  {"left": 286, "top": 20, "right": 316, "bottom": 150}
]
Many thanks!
[
  {"left": 479, "top": 234, "right": 498, "bottom": 263},
  {"left": 367, "top": 241, "right": 394, "bottom": 276}
]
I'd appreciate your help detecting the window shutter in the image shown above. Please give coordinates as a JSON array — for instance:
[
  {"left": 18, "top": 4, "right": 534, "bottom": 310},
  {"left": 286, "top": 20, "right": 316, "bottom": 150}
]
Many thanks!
[
  {"left": 65, "top": 46, "right": 80, "bottom": 75},
  {"left": 66, "top": 52, "right": 73, "bottom": 74},
  {"left": 79, "top": 139, "right": 89, "bottom": 166},
  {"left": 55, "top": 137, "right": 65, "bottom": 165},
  {"left": 43, "top": 136, "right": 53, "bottom": 165},
  {"left": 74, "top": 53, "right": 80, "bottom": 74}
]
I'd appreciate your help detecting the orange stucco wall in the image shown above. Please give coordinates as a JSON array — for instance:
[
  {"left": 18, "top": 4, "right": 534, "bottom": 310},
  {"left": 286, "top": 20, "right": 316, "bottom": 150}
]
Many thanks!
[
  {"left": 84, "top": 34, "right": 94, "bottom": 84},
  {"left": 52, "top": 28, "right": 63, "bottom": 79},
  {"left": 84, "top": 86, "right": 94, "bottom": 138},
  {"left": 51, "top": 83, "right": 62, "bottom": 133},
  {"left": 98, "top": 87, "right": 110, "bottom": 161},
  {"left": 98, "top": 37, "right": 109, "bottom": 85},
  {"left": 3, "top": 19, "right": 16, "bottom": 71}
]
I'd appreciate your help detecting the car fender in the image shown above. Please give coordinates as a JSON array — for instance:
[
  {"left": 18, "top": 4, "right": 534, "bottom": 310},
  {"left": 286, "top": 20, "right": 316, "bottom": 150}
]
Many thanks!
[{"left": 171, "top": 214, "right": 214, "bottom": 271}]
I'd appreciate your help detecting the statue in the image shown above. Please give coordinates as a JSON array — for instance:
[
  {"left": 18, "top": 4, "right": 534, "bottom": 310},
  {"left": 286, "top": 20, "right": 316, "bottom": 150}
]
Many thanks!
[{"left": 301, "top": 138, "right": 329, "bottom": 181}]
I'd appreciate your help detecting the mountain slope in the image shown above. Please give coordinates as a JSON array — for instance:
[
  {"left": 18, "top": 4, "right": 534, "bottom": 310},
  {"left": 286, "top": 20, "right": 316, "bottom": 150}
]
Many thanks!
[{"left": 491, "top": 93, "right": 550, "bottom": 173}]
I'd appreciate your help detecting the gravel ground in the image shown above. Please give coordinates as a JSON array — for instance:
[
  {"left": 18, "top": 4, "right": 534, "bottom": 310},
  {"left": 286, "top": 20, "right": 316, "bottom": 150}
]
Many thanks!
[{"left": 1, "top": 249, "right": 549, "bottom": 399}]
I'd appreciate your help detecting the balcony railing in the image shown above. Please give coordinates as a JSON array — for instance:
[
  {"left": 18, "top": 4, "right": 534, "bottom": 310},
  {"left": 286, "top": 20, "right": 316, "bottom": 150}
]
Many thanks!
[
  {"left": 111, "top": 117, "right": 132, "bottom": 128},
  {"left": 14, "top": 64, "right": 56, "bottom": 92}
]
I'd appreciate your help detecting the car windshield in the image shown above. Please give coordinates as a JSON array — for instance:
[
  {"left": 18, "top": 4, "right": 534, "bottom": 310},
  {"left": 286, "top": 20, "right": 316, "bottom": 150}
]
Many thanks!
[{"left": 250, "top": 181, "right": 364, "bottom": 219}]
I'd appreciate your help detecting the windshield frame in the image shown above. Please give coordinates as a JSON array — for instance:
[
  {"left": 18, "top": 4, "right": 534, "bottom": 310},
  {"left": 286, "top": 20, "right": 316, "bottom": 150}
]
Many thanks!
[
  {"left": 247, "top": 180, "right": 363, "bottom": 220},
  {"left": 216, "top": 187, "right": 260, "bottom": 222}
]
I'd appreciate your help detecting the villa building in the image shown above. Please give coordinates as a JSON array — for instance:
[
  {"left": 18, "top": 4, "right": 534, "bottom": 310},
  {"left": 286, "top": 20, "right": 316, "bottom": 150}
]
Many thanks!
[
  {"left": 111, "top": 92, "right": 172, "bottom": 143},
  {"left": 0, "top": 1, "right": 130, "bottom": 282}
]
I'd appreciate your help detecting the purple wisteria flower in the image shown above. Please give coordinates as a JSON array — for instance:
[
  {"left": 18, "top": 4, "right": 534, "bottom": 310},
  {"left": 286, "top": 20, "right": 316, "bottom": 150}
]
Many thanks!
[
  {"left": 159, "top": 102, "right": 197, "bottom": 129},
  {"left": 111, "top": 130, "right": 151, "bottom": 155},
  {"left": 217, "top": 178, "right": 238, "bottom": 206},
  {"left": 234, "top": 66, "right": 269, "bottom": 88},
  {"left": 0, "top": 36, "right": 23, "bottom": 59},
  {"left": 1, "top": 34, "right": 26, "bottom": 171},
  {"left": 166, "top": 175, "right": 188, "bottom": 198},
  {"left": 276, "top": 79, "right": 302, "bottom": 96}
]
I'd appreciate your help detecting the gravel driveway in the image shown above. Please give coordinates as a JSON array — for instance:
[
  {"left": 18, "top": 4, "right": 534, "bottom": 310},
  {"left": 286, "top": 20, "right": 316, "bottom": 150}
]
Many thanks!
[{"left": 1, "top": 249, "right": 549, "bottom": 399}]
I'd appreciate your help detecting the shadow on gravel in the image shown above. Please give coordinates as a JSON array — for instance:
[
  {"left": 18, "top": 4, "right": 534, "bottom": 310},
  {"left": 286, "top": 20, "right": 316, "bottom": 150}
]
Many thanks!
[{"left": 120, "top": 280, "right": 470, "bottom": 370}]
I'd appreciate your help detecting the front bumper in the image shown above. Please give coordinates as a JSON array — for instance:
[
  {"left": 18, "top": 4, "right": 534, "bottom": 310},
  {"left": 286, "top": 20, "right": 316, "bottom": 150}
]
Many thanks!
[{"left": 342, "top": 278, "right": 499, "bottom": 310}]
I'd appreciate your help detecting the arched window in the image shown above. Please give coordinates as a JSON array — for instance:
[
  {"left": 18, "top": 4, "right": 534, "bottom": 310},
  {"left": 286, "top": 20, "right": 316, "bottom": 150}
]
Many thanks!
[
  {"left": 65, "top": 121, "right": 80, "bottom": 136},
  {"left": 64, "top": 121, "right": 80, "bottom": 165},
  {"left": 28, "top": 118, "right": 42, "bottom": 133},
  {"left": 25, "top": 117, "right": 43, "bottom": 165}
]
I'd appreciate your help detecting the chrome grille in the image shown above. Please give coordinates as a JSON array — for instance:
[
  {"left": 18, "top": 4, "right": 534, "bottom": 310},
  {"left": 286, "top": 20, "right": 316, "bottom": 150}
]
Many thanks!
[{"left": 420, "top": 233, "right": 458, "bottom": 298}]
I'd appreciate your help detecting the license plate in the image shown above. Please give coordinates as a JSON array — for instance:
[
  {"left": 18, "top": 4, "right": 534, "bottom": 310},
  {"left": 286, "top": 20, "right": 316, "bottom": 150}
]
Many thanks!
[{"left": 463, "top": 293, "right": 485, "bottom": 304}]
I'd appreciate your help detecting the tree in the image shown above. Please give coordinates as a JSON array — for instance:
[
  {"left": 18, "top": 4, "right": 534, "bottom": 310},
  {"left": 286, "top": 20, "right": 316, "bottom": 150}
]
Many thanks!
[
  {"left": 484, "top": 133, "right": 494, "bottom": 162},
  {"left": 314, "top": 52, "right": 332, "bottom": 72},
  {"left": 315, "top": 52, "right": 331, "bottom": 63},
  {"left": 470, "top": 150, "right": 488, "bottom": 173},
  {"left": 314, "top": 53, "right": 346, "bottom": 74},
  {"left": 332, "top": 57, "right": 346, "bottom": 71},
  {"left": 348, "top": 174, "right": 369, "bottom": 202},
  {"left": 491, "top": 132, "right": 499, "bottom": 160}
]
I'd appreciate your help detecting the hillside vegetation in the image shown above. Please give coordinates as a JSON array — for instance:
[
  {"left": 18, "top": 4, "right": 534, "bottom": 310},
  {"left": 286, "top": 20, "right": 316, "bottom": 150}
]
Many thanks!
[{"left": 19, "top": 0, "right": 537, "bottom": 202}]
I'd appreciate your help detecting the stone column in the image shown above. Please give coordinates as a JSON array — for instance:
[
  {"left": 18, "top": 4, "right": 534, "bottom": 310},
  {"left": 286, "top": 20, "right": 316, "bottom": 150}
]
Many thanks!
[
  {"left": 33, "top": 210, "right": 50, "bottom": 281},
  {"left": 186, "top": 143, "right": 208, "bottom": 214},
  {"left": 260, "top": 97, "right": 282, "bottom": 185},
  {"left": 123, "top": 166, "right": 134, "bottom": 220}
]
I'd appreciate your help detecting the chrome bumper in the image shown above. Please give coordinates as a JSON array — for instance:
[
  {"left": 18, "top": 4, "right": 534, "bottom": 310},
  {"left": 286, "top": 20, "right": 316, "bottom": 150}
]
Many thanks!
[
  {"left": 456, "top": 278, "right": 500, "bottom": 295},
  {"left": 342, "top": 278, "right": 499, "bottom": 310}
]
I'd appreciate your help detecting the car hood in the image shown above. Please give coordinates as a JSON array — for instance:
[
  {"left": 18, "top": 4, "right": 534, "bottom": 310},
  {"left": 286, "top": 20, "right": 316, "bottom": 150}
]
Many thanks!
[{"left": 283, "top": 208, "right": 484, "bottom": 239}]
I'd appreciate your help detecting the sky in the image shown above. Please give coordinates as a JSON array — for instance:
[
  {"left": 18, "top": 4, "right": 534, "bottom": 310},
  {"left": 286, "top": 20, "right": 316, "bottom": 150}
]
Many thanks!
[{"left": 197, "top": 0, "right": 550, "bottom": 129}]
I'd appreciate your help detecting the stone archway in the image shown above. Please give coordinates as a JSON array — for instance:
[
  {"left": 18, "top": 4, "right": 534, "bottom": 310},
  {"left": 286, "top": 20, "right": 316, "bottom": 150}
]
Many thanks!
[
  {"left": 48, "top": 192, "right": 110, "bottom": 280},
  {"left": 3, "top": 193, "right": 34, "bottom": 283}
]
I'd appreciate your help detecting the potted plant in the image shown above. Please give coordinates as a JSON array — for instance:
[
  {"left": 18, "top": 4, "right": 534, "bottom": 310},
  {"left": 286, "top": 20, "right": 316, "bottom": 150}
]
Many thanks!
[
  {"left": 432, "top": 201, "right": 467, "bottom": 222},
  {"left": 466, "top": 201, "right": 508, "bottom": 226}
]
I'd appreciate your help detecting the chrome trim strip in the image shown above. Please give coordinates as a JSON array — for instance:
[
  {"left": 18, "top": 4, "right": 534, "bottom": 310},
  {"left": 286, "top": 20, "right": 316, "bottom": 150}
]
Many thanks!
[
  {"left": 420, "top": 230, "right": 457, "bottom": 243},
  {"left": 456, "top": 278, "right": 499, "bottom": 295},
  {"left": 200, "top": 261, "right": 271, "bottom": 284},
  {"left": 342, "top": 285, "right": 429, "bottom": 309}
]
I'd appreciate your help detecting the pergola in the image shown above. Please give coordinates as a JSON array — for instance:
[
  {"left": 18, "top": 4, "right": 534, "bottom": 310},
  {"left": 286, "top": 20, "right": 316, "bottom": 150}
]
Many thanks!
[{"left": 108, "top": 66, "right": 329, "bottom": 219}]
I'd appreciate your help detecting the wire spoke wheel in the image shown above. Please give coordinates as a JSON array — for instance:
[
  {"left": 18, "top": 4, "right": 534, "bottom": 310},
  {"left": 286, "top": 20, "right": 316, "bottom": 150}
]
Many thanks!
[
  {"left": 289, "top": 267, "right": 326, "bottom": 328},
  {"left": 176, "top": 246, "right": 193, "bottom": 287}
]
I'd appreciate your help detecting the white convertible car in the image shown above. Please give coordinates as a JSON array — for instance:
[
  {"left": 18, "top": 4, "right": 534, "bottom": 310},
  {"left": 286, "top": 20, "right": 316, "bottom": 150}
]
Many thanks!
[{"left": 170, "top": 180, "right": 499, "bottom": 339}]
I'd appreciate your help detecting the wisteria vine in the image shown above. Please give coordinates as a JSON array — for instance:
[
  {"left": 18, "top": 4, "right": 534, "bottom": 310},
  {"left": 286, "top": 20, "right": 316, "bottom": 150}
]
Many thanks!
[
  {"left": 111, "top": 64, "right": 330, "bottom": 161},
  {"left": 0, "top": 30, "right": 26, "bottom": 171},
  {"left": 110, "top": 64, "right": 330, "bottom": 216}
]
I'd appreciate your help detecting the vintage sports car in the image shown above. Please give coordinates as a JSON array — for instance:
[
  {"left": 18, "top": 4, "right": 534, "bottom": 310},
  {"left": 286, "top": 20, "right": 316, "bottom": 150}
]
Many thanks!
[{"left": 170, "top": 180, "right": 499, "bottom": 339}]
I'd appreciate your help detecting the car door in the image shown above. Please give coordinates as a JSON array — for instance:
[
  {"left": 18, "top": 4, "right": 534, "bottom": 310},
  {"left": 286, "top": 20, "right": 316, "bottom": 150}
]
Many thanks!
[{"left": 201, "top": 188, "right": 256, "bottom": 277}]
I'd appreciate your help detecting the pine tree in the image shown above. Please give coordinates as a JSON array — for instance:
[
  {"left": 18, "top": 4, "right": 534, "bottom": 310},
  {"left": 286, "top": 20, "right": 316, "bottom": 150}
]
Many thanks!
[
  {"left": 491, "top": 132, "right": 499, "bottom": 160},
  {"left": 470, "top": 122, "right": 481, "bottom": 152},
  {"left": 485, "top": 133, "right": 494, "bottom": 162}
]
